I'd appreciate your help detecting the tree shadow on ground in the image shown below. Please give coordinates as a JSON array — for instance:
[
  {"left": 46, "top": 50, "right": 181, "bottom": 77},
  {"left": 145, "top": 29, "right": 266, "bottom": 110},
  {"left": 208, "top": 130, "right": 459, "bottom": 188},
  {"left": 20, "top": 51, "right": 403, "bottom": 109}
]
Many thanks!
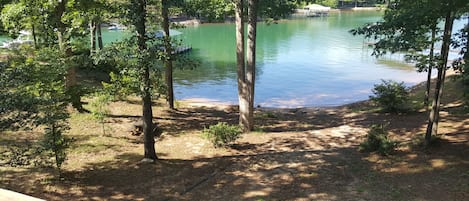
[
  {"left": 158, "top": 107, "right": 238, "bottom": 136},
  {"left": 2, "top": 105, "right": 468, "bottom": 201},
  {"left": 157, "top": 105, "right": 429, "bottom": 136},
  {"left": 6, "top": 139, "right": 465, "bottom": 201}
]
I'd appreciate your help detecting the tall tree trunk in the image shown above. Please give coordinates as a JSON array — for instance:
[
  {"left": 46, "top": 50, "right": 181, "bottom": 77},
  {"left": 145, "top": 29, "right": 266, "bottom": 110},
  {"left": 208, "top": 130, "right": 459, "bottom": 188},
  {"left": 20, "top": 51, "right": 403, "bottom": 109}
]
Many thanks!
[
  {"left": 235, "top": 0, "right": 250, "bottom": 132},
  {"left": 135, "top": 0, "right": 157, "bottom": 161},
  {"left": 465, "top": 17, "right": 469, "bottom": 61},
  {"left": 97, "top": 21, "right": 103, "bottom": 49},
  {"left": 31, "top": 22, "right": 37, "bottom": 48},
  {"left": 41, "top": 8, "right": 49, "bottom": 45},
  {"left": 56, "top": 0, "right": 82, "bottom": 111},
  {"left": 424, "top": 25, "right": 436, "bottom": 108},
  {"left": 245, "top": 0, "right": 258, "bottom": 132},
  {"left": 89, "top": 20, "right": 96, "bottom": 56},
  {"left": 425, "top": 9, "right": 454, "bottom": 146},
  {"left": 162, "top": 0, "right": 175, "bottom": 109}
]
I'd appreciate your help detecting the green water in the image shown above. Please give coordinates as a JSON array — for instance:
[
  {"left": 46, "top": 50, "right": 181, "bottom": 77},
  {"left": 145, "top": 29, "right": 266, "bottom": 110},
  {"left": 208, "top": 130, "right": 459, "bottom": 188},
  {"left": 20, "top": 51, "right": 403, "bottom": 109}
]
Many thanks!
[
  {"left": 172, "top": 11, "right": 425, "bottom": 107},
  {"left": 5, "top": 11, "right": 462, "bottom": 107}
]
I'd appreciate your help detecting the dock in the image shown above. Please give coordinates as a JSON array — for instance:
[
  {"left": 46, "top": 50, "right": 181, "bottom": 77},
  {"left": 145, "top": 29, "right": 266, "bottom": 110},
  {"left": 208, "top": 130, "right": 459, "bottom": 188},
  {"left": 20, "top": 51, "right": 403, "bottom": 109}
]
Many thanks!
[
  {"left": 159, "top": 45, "right": 192, "bottom": 55},
  {"left": 172, "top": 46, "right": 192, "bottom": 54}
]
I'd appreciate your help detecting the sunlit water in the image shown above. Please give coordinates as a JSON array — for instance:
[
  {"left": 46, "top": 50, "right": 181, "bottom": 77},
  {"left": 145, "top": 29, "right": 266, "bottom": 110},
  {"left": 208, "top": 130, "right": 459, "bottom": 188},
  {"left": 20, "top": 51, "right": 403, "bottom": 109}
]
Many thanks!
[
  {"left": 174, "top": 11, "right": 424, "bottom": 107},
  {"left": 2, "top": 11, "right": 466, "bottom": 108},
  {"left": 174, "top": 12, "right": 466, "bottom": 108}
]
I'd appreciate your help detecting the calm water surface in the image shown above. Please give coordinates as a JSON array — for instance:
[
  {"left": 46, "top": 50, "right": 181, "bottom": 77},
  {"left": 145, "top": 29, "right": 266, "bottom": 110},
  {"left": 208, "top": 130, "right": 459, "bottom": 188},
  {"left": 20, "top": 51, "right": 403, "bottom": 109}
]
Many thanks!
[
  {"left": 175, "top": 11, "right": 425, "bottom": 107},
  {"left": 4, "top": 11, "right": 462, "bottom": 107}
]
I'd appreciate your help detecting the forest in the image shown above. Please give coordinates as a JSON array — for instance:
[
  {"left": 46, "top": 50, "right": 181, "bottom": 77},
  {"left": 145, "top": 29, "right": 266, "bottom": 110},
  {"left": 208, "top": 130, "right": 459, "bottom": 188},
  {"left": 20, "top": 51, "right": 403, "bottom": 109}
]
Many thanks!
[{"left": 0, "top": 0, "right": 468, "bottom": 200}]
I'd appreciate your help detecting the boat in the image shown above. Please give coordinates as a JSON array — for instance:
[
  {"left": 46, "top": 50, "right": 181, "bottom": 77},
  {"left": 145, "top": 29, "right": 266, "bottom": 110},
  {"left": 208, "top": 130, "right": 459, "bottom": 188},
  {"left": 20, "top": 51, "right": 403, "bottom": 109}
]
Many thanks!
[
  {"left": 108, "top": 23, "right": 126, "bottom": 31},
  {"left": 1, "top": 30, "right": 33, "bottom": 49}
]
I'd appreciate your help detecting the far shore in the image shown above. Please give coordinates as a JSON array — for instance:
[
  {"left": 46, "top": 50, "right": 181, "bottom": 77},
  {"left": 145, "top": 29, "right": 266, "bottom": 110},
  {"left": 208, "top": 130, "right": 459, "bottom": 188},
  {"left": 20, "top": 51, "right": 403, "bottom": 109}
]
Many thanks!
[{"left": 174, "top": 7, "right": 384, "bottom": 26}]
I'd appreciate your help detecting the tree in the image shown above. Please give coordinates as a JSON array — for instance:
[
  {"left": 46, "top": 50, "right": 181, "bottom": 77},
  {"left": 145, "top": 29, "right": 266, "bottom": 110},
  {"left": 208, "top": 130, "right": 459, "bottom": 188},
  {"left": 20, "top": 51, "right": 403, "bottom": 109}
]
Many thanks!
[
  {"left": 78, "top": 0, "right": 110, "bottom": 54},
  {"left": 233, "top": 0, "right": 294, "bottom": 132},
  {"left": 180, "top": 0, "right": 232, "bottom": 22},
  {"left": 95, "top": 0, "right": 162, "bottom": 161},
  {"left": 352, "top": 0, "right": 441, "bottom": 108},
  {"left": 133, "top": 0, "right": 158, "bottom": 161},
  {"left": 0, "top": 0, "right": 85, "bottom": 110},
  {"left": 352, "top": 0, "right": 469, "bottom": 146},
  {"left": 246, "top": 0, "right": 257, "bottom": 131},
  {"left": 0, "top": 47, "right": 71, "bottom": 172},
  {"left": 234, "top": 0, "right": 258, "bottom": 132},
  {"left": 162, "top": 0, "right": 175, "bottom": 109},
  {"left": 425, "top": 0, "right": 468, "bottom": 145}
]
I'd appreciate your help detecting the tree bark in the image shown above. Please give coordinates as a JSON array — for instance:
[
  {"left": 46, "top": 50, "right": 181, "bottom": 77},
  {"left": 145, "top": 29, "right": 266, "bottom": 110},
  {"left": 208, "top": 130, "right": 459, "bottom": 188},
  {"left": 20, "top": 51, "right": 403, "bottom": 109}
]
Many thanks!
[
  {"left": 135, "top": 0, "right": 157, "bottom": 161},
  {"left": 424, "top": 25, "right": 436, "bottom": 108},
  {"left": 245, "top": 0, "right": 258, "bottom": 132},
  {"left": 425, "top": 9, "right": 454, "bottom": 146},
  {"left": 97, "top": 21, "right": 103, "bottom": 49},
  {"left": 235, "top": 0, "right": 250, "bottom": 132},
  {"left": 162, "top": 0, "right": 175, "bottom": 109},
  {"left": 31, "top": 22, "right": 37, "bottom": 48},
  {"left": 90, "top": 20, "right": 96, "bottom": 56},
  {"left": 56, "top": 0, "right": 66, "bottom": 52}
]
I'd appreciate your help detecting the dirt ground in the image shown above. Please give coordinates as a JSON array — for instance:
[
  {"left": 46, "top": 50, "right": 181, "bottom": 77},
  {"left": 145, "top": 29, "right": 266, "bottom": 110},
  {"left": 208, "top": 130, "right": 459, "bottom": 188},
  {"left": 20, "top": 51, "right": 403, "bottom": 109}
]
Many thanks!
[{"left": 1, "top": 78, "right": 468, "bottom": 201}]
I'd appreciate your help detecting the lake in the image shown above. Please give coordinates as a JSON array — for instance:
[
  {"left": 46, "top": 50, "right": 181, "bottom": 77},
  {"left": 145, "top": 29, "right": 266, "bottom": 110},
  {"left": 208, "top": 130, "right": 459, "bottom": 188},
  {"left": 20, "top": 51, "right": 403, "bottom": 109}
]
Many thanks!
[
  {"left": 173, "top": 11, "right": 425, "bottom": 107},
  {"left": 3, "top": 11, "right": 463, "bottom": 108}
]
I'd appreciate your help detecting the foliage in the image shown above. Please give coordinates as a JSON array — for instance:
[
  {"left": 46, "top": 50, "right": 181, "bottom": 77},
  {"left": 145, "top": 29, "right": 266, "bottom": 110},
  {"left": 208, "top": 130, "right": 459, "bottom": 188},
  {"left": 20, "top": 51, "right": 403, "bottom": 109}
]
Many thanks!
[
  {"left": 359, "top": 124, "right": 397, "bottom": 155},
  {"left": 350, "top": 0, "right": 440, "bottom": 57},
  {"left": 94, "top": 37, "right": 166, "bottom": 99},
  {"left": 41, "top": 120, "right": 71, "bottom": 170},
  {"left": 370, "top": 80, "right": 410, "bottom": 113},
  {"left": 179, "top": 0, "right": 295, "bottom": 22},
  {"left": 0, "top": 46, "right": 71, "bottom": 170},
  {"left": 203, "top": 122, "right": 242, "bottom": 147},
  {"left": 89, "top": 92, "right": 112, "bottom": 135},
  {"left": 295, "top": 0, "right": 385, "bottom": 8},
  {"left": 317, "top": 0, "right": 338, "bottom": 8},
  {"left": 181, "top": 0, "right": 232, "bottom": 22},
  {"left": 258, "top": 0, "right": 296, "bottom": 20},
  {"left": 0, "top": 2, "right": 26, "bottom": 36},
  {"left": 454, "top": 18, "right": 469, "bottom": 109}
]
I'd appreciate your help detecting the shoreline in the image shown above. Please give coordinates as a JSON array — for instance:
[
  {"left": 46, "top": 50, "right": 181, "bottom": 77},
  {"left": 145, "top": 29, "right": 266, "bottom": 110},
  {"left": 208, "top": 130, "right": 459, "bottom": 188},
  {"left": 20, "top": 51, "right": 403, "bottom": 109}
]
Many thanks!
[{"left": 178, "top": 70, "right": 460, "bottom": 110}]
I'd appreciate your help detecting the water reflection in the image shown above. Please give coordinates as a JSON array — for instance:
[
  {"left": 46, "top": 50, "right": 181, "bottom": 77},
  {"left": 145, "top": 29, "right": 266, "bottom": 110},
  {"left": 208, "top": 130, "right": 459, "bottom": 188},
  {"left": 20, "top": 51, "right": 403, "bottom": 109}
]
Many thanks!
[{"left": 173, "top": 11, "right": 430, "bottom": 107}]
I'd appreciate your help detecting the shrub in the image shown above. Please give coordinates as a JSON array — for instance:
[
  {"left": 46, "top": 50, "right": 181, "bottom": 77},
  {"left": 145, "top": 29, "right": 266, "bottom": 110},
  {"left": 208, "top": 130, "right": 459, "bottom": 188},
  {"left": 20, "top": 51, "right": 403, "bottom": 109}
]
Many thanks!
[
  {"left": 370, "top": 80, "right": 410, "bottom": 113},
  {"left": 90, "top": 93, "right": 112, "bottom": 135},
  {"left": 41, "top": 122, "right": 71, "bottom": 171},
  {"left": 359, "top": 124, "right": 397, "bottom": 155},
  {"left": 203, "top": 122, "right": 242, "bottom": 147}
]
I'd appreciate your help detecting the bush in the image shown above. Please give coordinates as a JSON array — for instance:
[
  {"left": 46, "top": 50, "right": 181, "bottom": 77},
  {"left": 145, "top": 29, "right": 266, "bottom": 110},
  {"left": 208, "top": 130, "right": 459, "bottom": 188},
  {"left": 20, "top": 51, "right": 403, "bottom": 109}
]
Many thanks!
[
  {"left": 359, "top": 124, "right": 397, "bottom": 155},
  {"left": 370, "top": 80, "right": 410, "bottom": 113},
  {"left": 90, "top": 93, "right": 112, "bottom": 135},
  {"left": 203, "top": 122, "right": 242, "bottom": 147}
]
